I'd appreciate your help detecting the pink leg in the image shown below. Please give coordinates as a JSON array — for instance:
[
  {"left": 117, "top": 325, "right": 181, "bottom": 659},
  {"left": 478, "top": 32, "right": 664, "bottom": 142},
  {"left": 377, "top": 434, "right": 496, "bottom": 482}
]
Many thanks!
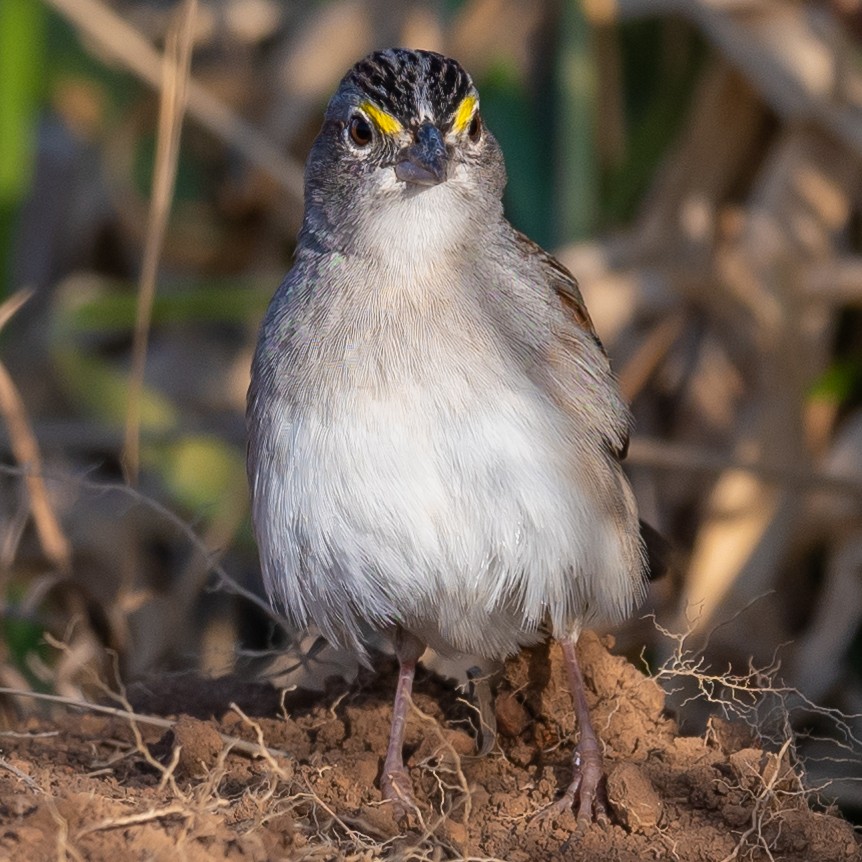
[
  {"left": 537, "top": 636, "right": 609, "bottom": 825},
  {"left": 380, "top": 629, "right": 425, "bottom": 818}
]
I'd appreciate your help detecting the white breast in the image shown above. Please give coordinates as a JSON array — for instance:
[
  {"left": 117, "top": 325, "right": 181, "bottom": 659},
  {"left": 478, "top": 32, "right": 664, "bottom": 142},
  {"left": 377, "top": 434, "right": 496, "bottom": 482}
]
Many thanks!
[{"left": 252, "top": 301, "right": 636, "bottom": 659}]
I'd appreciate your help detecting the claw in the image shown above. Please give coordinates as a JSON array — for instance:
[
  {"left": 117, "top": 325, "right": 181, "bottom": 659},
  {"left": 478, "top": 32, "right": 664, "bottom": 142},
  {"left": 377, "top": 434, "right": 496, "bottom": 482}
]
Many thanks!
[
  {"left": 380, "top": 763, "right": 418, "bottom": 821},
  {"left": 532, "top": 743, "right": 609, "bottom": 826},
  {"left": 467, "top": 666, "right": 498, "bottom": 757}
]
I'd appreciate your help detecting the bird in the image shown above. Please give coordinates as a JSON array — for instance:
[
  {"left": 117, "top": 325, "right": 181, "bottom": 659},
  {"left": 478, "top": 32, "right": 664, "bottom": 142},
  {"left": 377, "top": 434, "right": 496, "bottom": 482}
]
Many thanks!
[{"left": 247, "top": 48, "right": 649, "bottom": 823}]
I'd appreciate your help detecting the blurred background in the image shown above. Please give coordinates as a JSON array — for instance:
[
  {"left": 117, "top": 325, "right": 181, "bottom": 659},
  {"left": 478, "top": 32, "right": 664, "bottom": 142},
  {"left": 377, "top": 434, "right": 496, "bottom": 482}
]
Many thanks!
[{"left": 1, "top": 0, "right": 861, "bottom": 822}]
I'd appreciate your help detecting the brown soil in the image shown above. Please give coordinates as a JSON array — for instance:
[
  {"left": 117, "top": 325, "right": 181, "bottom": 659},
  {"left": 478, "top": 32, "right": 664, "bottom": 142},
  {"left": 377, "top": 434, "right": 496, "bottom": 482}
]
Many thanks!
[{"left": 0, "top": 633, "right": 858, "bottom": 861}]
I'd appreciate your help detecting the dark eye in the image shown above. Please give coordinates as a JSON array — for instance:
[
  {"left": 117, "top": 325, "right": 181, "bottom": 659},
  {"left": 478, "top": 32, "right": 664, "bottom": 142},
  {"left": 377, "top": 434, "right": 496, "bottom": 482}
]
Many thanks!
[
  {"left": 348, "top": 115, "right": 373, "bottom": 147},
  {"left": 468, "top": 112, "right": 482, "bottom": 142}
]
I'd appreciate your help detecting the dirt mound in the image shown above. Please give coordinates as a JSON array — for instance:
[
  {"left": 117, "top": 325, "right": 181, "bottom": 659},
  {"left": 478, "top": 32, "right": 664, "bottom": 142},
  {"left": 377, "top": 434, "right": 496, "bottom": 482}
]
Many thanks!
[{"left": 0, "top": 633, "right": 857, "bottom": 861}]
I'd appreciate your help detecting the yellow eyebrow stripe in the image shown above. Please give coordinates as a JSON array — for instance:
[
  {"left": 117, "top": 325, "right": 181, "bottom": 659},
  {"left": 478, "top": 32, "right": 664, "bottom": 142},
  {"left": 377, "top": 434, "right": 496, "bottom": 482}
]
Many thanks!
[
  {"left": 360, "top": 101, "right": 402, "bottom": 135},
  {"left": 452, "top": 94, "right": 478, "bottom": 133}
]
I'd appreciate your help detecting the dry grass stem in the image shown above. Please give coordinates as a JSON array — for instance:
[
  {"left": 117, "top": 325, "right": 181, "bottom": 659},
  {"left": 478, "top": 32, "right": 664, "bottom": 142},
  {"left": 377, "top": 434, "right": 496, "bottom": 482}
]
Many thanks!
[
  {"left": 0, "top": 755, "right": 43, "bottom": 792},
  {"left": 0, "top": 363, "right": 66, "bottom": 563},
  {"left": 627, "top": 436, "right": 862, "bottom": 499},
  {"left": 0, "top": 686, "right": 290, "bottom": 760},
  {"left": 618, "top": 312, "right": 687, "bottom": 401},
  {"left": 75, "top": 803, "right": 190, "bottom": 838},
  {"left": 0, "top": 292, "right": 71, "bottom": 572},
  {"left": 46, "top": 794, "right": 85, "bottom": 862},
  {"left": 43, "top": 0, "right": 304, "bottom": 199},
  {"left": 0, "top": 288, "right": 33, "bottom": 331},
  {"left": 123, "top": 0, "right": 197, "bottom": 482}
]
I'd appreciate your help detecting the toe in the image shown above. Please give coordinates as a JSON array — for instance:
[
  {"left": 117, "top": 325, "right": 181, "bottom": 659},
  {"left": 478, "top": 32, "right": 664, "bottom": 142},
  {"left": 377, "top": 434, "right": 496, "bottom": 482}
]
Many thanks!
[
  {"left": 534, "top": 747, "right": 611, "bottom": 827},
  {"left": 380, "top": 765, "right": 417, "bottom": 821}
]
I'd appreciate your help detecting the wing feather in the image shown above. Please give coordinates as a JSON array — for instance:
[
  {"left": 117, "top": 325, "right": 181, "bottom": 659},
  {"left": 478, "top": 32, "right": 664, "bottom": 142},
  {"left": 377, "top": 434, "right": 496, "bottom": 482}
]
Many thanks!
[
  {"left": 512, "top": 230, "right": 599, "bottom": 345},
  {"left": 513, "top": 230, "right": 629, "bottom": 460}
]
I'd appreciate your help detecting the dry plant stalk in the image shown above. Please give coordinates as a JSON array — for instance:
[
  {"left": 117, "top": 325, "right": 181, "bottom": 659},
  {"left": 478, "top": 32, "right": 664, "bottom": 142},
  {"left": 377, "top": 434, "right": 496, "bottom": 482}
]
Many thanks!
[
  {"left": 75, "top": 803, "right": 190, "bottom": 838},
  {"left": 43, "top": 0, "right": 304, "bottom": 198},
  {"left": 617, "top": 313, "right": 686, "bottom": 402},
  {"left": 0, "top": 685, "right": 289, "bottom": 761},
  {"left": 0, "top": 290, "right": 71, "bottom": 572},
  {"left": 626, "top": 437, "right": 862, "bottom": 501},
  {"left": 123, "top": 0, "right": 197, "bottom": 483}
]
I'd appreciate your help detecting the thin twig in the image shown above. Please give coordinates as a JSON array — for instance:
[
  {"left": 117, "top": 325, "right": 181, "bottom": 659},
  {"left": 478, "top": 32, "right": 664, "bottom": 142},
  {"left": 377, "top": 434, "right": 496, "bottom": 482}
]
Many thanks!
[
  {"left": 0, "top": 462, "right": 281, "bottom": 622},
  {"left": 0, "top": 756, "right": 43, "bottom": 792},
  {"left": 228, "top": 702, "right": 292, "bottom": 778},
  {"left": 0, "top": 730, "right": 60, "bottom": 739},
  {"left": 123, "top": 0, "right": 196, "bottom": 483}
]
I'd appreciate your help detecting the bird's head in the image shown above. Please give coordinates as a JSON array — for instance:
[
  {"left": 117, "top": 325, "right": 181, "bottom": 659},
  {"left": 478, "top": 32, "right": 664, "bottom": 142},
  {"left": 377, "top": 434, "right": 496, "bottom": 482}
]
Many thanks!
[{"left": 302, "top": 49, "right": 507, "bottom": 255}]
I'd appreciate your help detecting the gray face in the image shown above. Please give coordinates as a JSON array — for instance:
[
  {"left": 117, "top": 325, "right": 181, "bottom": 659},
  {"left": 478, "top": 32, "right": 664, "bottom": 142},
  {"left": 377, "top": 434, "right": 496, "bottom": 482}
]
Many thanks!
[{"left": 301, "top": 49, "right": 507, "bottom": 243}]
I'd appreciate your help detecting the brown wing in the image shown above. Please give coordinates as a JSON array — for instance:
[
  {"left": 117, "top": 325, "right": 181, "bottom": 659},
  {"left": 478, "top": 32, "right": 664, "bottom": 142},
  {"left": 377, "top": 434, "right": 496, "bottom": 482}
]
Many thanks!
[
  {"left": 514, "top": 231, "right": 669, "bottom": 578},
  {"left": 513, "top": 230, "right": 629, "bottom": 460},
  {"left": 512, "top": 229, "right": 601, "bottom": 347}
]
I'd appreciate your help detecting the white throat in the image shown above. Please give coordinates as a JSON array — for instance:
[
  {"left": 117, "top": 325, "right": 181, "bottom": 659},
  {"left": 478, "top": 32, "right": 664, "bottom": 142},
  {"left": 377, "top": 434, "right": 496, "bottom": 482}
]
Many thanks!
[{"left": 358, "top": 166, "right": 483, "bottom": 280}]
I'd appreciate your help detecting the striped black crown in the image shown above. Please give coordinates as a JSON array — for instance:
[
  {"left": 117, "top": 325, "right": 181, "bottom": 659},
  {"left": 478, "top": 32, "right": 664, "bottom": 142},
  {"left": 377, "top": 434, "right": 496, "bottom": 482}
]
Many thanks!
[{"left": 343, "top": 49, "right": 475, "bottom": 128}]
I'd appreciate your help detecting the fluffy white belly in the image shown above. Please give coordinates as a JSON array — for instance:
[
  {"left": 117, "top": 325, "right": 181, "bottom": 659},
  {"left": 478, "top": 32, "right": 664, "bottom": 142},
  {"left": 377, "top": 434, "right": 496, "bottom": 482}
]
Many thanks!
[{"left": 254, "top": 366, "right": 631, "bottom": 660}]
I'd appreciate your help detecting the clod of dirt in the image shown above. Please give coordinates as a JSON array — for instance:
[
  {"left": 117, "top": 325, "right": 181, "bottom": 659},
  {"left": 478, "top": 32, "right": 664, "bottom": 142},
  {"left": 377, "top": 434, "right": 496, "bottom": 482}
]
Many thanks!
[
  {"left": 159, "top": 715, "right": 223, "bottom": 778},
  {"left": 412, "top": 726, "right": 475, "bottom": 769},
  {"left": 495, "top": 689, "right": 530, "bottom": 737},
  {"left": 802, "top": 810, "right": 860, "bottom": 860},
  {"left": 706, "top": 715, "right": 757, "bottom": 754},
  {"left": 729, "top": 747, "right": 768, "bottom": 786},
  {"left": 607, "top": 761, "right": 663, "bottom": 831}
]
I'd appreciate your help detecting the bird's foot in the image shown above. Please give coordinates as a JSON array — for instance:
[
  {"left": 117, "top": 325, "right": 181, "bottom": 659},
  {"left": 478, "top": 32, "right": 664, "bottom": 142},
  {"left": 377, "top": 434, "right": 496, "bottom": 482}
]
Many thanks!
[
  {"left": 380, "top": 763, "right": 418, "bottom": 822},
  {"left": 467, "top": 667, "right": 498, "bottom": 757},
  {"left": 533, "top": 743, "right": 609, "bottom": 827}
]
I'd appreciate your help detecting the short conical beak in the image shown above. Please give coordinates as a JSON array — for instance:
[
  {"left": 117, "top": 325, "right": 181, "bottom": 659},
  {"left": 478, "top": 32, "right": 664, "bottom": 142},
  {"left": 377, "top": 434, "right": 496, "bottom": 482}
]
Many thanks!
[{"left": 394, "top": 122, "right": 448, "bottom": 186}]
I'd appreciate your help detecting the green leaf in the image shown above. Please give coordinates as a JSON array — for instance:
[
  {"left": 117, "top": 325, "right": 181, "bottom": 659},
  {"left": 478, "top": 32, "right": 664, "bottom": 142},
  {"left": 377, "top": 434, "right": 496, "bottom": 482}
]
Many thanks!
[
  {"left": 809, "top": 360, "right": 862, "bottom": 403},
  {"left": 0, "top": 0, "right": 45, "bottom": 203},
  {"left": 51, "top": 274, "right": 274, "bottom": 338}
]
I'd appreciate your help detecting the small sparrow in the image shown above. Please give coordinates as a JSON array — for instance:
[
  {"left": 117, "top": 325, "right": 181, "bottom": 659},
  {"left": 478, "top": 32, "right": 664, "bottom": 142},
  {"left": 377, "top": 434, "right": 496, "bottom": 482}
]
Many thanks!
[{"left": 247, "top": 49, "right": 649, "bottom": 822}]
